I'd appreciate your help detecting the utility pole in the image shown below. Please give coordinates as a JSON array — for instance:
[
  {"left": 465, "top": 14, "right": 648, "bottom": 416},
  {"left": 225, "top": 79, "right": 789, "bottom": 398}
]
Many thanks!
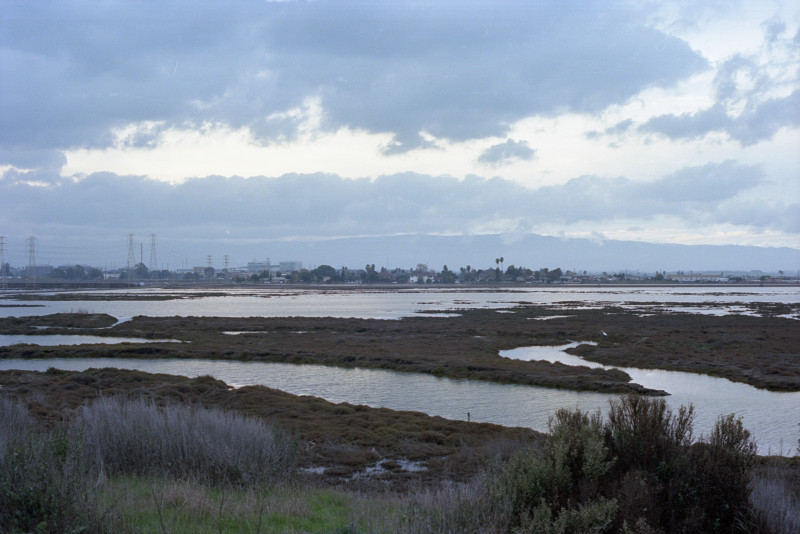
[
  {"left": 27, "top": 235, "right": 36, "bottom": 289},
  {"left": 0, "top": 235, "right": 6, "bottom": 289},
  {"left": 126, "top": 233, "right": 136, "bottom": 283},
  {"left": 149, "top": 233, "right": 157, "bottom": 278}
]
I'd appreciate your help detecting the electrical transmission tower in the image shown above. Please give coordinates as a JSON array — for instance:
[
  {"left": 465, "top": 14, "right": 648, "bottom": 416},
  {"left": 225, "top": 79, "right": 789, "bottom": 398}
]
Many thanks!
[
  {"left": 126, "top": 233, "right": 136, "bottom": 283},
  {"left": 0, "top": 235, "right": 6, "bottom": 289},
  {"left": 27, "top": 235, "right": 36, "bottom": 288},
  {"left": 149, "top": 234, "right": 158, "bottom": 278},
  {"left": 224, "top": 255, "right": 229, "bottom": 272}
]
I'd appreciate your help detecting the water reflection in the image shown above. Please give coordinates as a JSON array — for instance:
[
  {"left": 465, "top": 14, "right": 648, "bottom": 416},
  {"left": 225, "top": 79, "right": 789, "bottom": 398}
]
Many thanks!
[{"left": 503, "top": 344, "right": 800, "bottom": 456}]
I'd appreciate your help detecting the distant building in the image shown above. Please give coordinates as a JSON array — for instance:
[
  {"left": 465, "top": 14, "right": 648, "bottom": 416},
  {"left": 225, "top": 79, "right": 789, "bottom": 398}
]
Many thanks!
[
  {"left": 247, "top": 261, "right": 270, "bottom": 273},
  {"left": 667, "top": 273, "right": 729, "bottom": 283},
  {"left": 279, "top": 261, "right": 302, "bottom": 273},
  {"left": 27, "top": 265, "right": 53, "bottom": 277}
]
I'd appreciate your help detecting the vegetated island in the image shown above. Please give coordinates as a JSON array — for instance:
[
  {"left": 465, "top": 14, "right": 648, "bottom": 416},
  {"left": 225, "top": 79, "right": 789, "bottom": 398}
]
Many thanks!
[{"left": 1, "top": 303, "right": 798, "bottom": 392}]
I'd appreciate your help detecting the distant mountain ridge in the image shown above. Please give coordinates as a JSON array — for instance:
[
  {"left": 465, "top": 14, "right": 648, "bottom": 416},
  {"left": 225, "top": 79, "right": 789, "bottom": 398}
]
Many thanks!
[{"left": 232, "top": 233, "right": 800, "bottom": 273}]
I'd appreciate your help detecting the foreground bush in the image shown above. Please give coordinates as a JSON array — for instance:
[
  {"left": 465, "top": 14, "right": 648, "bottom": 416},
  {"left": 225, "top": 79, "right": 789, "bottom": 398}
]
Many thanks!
[
  {"left": 1, "top": 394, "right": 298, "bottom": 532},
  {"left": 0, "top": 397, "right": 108, "bottom": 534},
  {"left": 79, "top": 395, "right": 298, "bottom": 485},
  {"left": 497, "top": 396, "right": 758, "bottom": 533}
]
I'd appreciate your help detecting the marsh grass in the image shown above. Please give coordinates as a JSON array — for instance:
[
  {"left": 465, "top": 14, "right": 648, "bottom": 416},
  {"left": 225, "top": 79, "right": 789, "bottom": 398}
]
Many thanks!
[
  {"left": 1, "top": 393, "right": 300, "bottom": 533},
  {"left": 750, "top": 461, "right": 800, "bottom": 534},
  {"left": 105, "top": 477, "right": 384, "bottom": 533},
  {"left": 0, "top": 396, "right": 112, "bottom": 533},
  {"left": 80, "top": 395, "right": 298, "bottom": 485}
]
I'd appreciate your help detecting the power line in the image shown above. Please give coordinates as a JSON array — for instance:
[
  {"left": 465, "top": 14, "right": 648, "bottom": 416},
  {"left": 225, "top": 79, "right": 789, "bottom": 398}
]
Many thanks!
[
  {"left": 127, "top": 233, "right": 136, "bottom": 282},
  {"left": 0, "top": 235, "right": 6, "bottom": 289},
  {"left": 27, "top": 235, "right": 36, "bottom": 288},
  {"left": 149, "top": 233, "right": 158, "bottom": 275}
]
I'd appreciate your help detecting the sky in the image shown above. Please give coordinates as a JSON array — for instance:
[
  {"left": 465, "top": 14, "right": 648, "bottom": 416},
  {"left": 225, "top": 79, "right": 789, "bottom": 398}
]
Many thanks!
[{"left": 1, "top": 0, "right": 798, "bottom": 270}]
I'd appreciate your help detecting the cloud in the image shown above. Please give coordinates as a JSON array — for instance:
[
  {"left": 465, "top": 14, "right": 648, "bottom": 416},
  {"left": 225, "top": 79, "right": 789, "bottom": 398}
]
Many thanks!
[
  {"left": 639, "top": 104, "right": 732, "bottom": 140},
  {"left": 585, "top": 118, "right": 635, "bottom": 139},
  {"left": 730, "top": 89, "right": 800, "bottom": 145},
  {"left": 637, "top": 160, "right": 762, "bottom": 203},
  {"left": 0, "top": 161, "right": 783, "bottom": 252},
  {"left": 478, "top": 139, "right": 535, "bottom": 166},
  {"left": 638, "top": 16, "right": 800, "bottom": 147},
  {"left": 0, "top": 0, "right": 707, "bottom": 159},
  {"left": 639, "top": 91, "right": 800, "bottom": 145}
]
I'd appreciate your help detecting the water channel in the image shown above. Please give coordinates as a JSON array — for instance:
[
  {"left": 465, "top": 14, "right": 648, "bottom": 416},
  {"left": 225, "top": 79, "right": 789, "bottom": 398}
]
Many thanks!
[{"left": 1, "top": 343, "right": 797, "bottom": 455}]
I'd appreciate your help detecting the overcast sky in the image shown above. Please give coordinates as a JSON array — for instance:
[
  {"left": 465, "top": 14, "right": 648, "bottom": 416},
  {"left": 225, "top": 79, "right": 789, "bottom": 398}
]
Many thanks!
[{"left": 1, "top": 0, "right": 798, "bottom": 268}]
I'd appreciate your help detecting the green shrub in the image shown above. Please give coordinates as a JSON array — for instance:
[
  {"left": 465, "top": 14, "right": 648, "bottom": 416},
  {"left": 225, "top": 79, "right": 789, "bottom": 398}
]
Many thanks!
[
  {"left": 521, "top": 496, "right": 617, "bottom": 534},
  {"left": 496, "top": 407, "right": 615, "bottom": 532},
  {"left": 496, "top": 396, "right": 759, "bottom": 533},
  {"left": 605, "top": 395, "right": 693, "bottom": 477}
]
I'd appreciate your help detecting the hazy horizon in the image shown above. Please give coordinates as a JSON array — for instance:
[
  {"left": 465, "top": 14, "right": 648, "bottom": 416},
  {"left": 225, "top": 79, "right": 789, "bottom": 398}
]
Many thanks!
[{"left": 1, "top": 232, "right": 798, "bottom": 275}]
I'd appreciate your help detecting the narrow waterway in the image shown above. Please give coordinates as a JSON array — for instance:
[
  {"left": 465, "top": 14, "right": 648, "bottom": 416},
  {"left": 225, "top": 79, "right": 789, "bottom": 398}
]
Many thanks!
[{"left": 2, "top": 344, "right": 797, "bottom": 456}]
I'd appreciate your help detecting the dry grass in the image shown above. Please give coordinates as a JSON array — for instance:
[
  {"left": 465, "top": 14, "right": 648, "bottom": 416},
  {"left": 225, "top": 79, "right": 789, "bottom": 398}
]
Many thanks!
[
  {"left": 79, "top": 395, "right": 299, "bottom": 485},
  {"left": 750, "top": 461, "right": 800, "bottom": 534},
  {"left": 0, "top": 367, "right": 540, "bottom": 485}
]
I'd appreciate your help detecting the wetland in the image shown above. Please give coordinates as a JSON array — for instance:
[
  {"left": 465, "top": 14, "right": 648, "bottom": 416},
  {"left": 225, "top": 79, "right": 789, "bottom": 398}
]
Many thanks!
[{"left": 0, "top": 286, "right": 798, "bottom": 455}]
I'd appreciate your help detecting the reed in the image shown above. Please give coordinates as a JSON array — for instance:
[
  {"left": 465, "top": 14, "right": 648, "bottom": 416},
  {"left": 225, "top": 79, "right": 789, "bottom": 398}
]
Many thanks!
[
  {"left": 749, "top": 462, "right": 800, "bottom": 534},
  {"left": 79, "top": 395, "right": 299, "bottom": 485},
  {"left": 0, "top": 396, "right": 110, "bottom": 533}
]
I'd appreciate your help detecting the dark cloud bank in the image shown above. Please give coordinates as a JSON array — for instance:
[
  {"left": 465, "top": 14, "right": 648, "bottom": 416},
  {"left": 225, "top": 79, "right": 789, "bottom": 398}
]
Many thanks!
[
  {"left": 1, "top": 0, "right": 707, "bottom": 167},
  {"left": 1, "top": 166, "right": 797, "bottom": 271}
]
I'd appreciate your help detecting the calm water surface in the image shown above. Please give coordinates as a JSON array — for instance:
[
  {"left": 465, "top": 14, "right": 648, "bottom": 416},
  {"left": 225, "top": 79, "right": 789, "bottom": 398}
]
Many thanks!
[
  {"left": 1, "top": 347, "right": 797, "bottom": 455},
  {"left": 0, "top": 286, "right": 797, "bottom": 319}
]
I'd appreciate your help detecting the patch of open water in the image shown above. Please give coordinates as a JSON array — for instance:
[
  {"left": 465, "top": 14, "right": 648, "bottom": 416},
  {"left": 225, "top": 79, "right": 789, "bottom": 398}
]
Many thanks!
[{"left": 0, "top": 286, "right": 797, "bottom": 320}]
